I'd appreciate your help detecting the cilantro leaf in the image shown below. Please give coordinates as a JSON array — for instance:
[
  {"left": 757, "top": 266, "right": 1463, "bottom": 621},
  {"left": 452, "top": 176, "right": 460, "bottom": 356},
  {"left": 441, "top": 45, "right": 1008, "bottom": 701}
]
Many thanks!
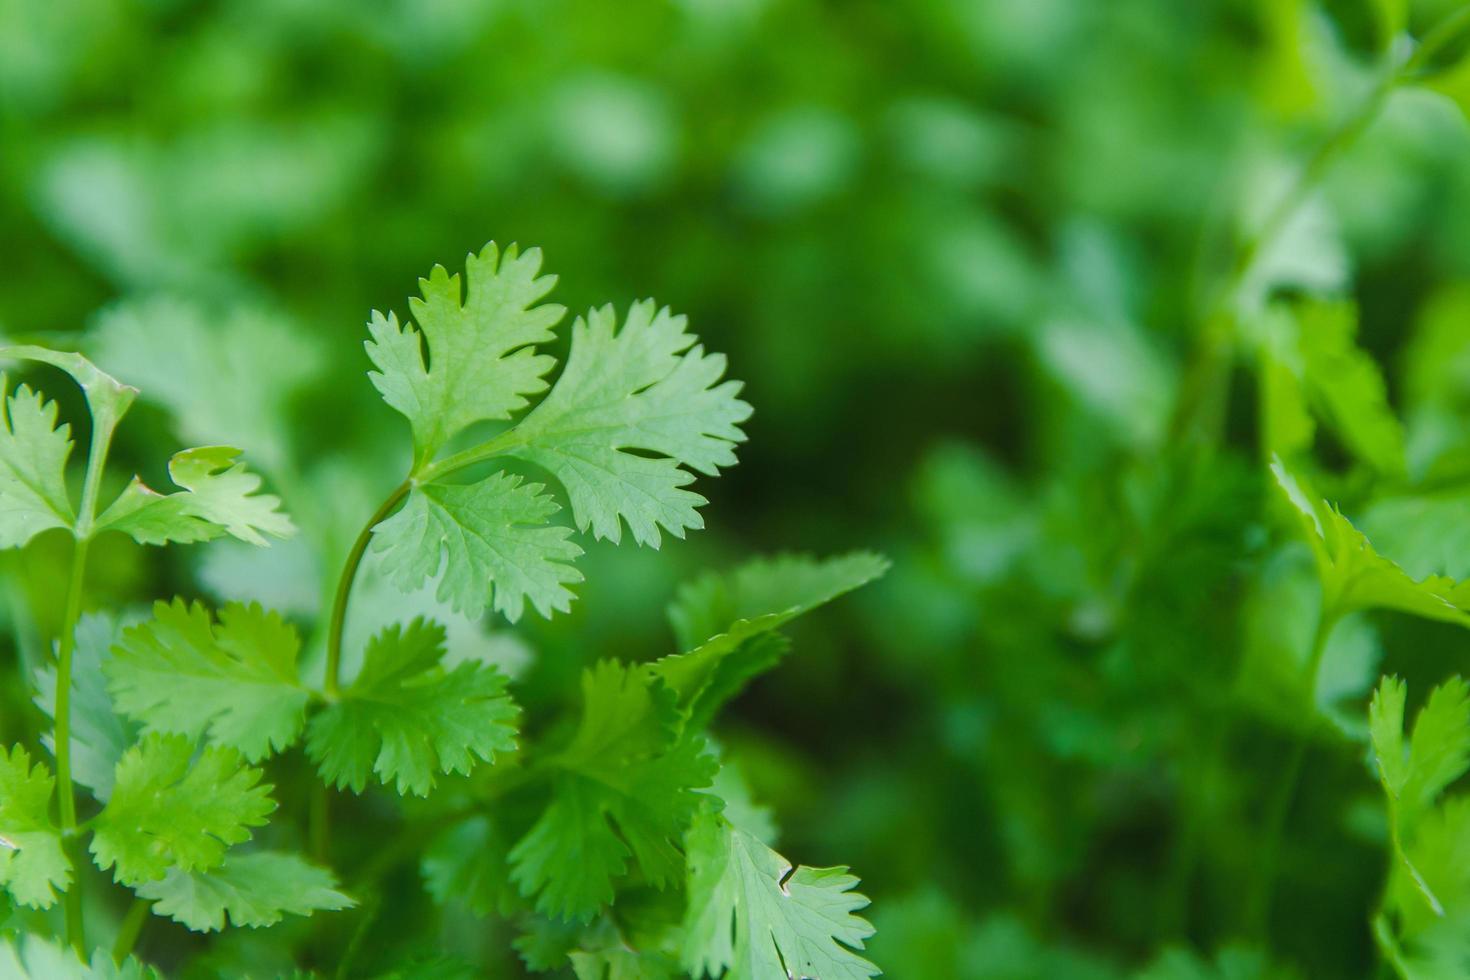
[
  {"left": 371, "top": 473, "right": 583, "bottom": 622},
  {"left": 107, "top": 600, "right": 308, "bottom": 762},
  {"left": 1271, "top": 458, "right": 1470, "bottom": 624},
  {"left": 96, "top": 446, "right": 294, "bottom": 547},
  {"left": 510, "top": 300, "right": 751, "bottom": 547},
  {"left": 361, "top": 246, "right": 750, "bottom": 623},
  {"left": 652, "top": 552, "right": 889, "bottom": 727},
  {"left": 136, "top": 851, "right": 353, "bottom": 932},
  {"left": 366, "top": 242, "right": 564, "bottom": 465},
  {"left": 91, "top": 735, "right": 275, "bottom": 886},
  {"left": 0, "top": 746, "right": 70, "bottom": 909},
  {"left": 0, "top": 935, "right": 162, "bottom": 979},
  {"left": 0, "top": 375, "right": 75, "bottom": 548},
  {"left": 511, "top": 661, "right": 717, "bottom": 921},
  {"left": 681, "top": 811, "right": 878, "bottom": 980},
  {"left": 0, "top": 346, "right": 137, "bottom": 443},
  {"left": 1371, "top": 676, "right": 1470, "bottom": 830},
  {"left": 33, "top": 613, "right": 136, "bottom": 801},
  {"left": 1390, "top": 797, "right": 1470, "bottom": 945},
  {"left": 509, "top": 778, "right": 638, "bottom": 923},
  {"left": 667, "top": 551, "right": 891, "bottom": 653},
  {"left": 305, "top": 618, "right": 519, "bottom": 795}
]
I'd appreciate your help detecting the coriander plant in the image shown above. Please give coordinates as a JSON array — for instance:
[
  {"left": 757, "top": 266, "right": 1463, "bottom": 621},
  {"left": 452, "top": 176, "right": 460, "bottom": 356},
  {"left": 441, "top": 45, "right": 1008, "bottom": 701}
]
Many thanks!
[{"left": 0, "top": 243, "right": 887, "bottom": 978}]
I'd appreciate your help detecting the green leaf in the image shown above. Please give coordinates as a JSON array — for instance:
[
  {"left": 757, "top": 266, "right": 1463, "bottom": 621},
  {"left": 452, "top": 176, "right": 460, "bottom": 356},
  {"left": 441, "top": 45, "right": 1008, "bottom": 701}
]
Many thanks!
[
  {"left": 33, "top": 613, "right": 136, "bottom": 801},
  {"left": 667, "top": 551, "right": 891, "bottom": 652},
  {"left": 0, "top": 935, "right": 162, "bottom": 979},
  {"left": 0, "top": 745, "right": 70, "bottom": 909},
  {"left": 1361, "top": 492, "right": 1470, "bottom": 582},
  {"left": 652, "top": 552, "right": 888, "bottom": 726},
  {"left": 371, "top": 472, "right": 583, "bottom": 622},
  {"left": 1270, "top": 458, "right": 1470, "bottom": 624},
  {"left": 1371, "top": 676, "right": 1411, "bottom": 799},
  {"left": 1393, "top": 677, "right": 1470, "bottom": 823},
  {"left": 709, "top": 762, "right": 778, "bottom": 845},
  {"left": 366, "top": 242, "right": 564, "bottom": 464},
  {"left": 509, "top": 300, "right": 752, "bottom": 547},
  {"left": 0, "top": 345, "right": 138, "bottom": 443},
  {"left": 0, "top": 374, "right": 75, "bottom": 547},
  {"left": 107, "top": 600, "right": 308, "bottom": 762},
  {"left": 96, "top": 446, "right": 294, "bottom": 547},
  {"left": 91, "top": 734, "right": 275, "bottom": 886},
  {"left": 136, "top": 850, "right": 353, "bottom": 932},
  {"left": 510, "top": 777, "right": 638, "bottom": 923},
  {"left": 681, "top": 811, "right": 878, "bottom": 980},
  {"left": 305, "top": 618, "right": 519, "bottom": 795},
  {"left": 1392, "top": 798, "right": 1470, "bottom": 939},
  {"left": 1370, "top": 675, "right": 1470, "bottom": 925},
  {"left": 510, "top": 661, "right": 717, "bottom": 921}
]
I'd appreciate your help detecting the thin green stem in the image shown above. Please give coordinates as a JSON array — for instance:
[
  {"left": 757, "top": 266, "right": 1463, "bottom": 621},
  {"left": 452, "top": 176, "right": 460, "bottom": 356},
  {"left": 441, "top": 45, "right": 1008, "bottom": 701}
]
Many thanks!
[
  {"left": 415, "top": 428, "right": 523, "bottom": 485},
  {"left": 54, "top": 535, "right": 88, "bottom": 956},
  {"left": 53, "top": 539, "right": 87, "bottom": 835},
  {"left": 324, "top": 480, "right": 411, "bottom": 697},
  {"left": 53, "top": 384, "right": 122, "bottom": 956},
  {"left": 111, "top": 898, "right": 150, "bottom": 964},
  {"left": 324, "top": 425, "right": 527, "bottom": 697},
  {"left": 315, "top": 477, "right": 411, "bottom": 865}
]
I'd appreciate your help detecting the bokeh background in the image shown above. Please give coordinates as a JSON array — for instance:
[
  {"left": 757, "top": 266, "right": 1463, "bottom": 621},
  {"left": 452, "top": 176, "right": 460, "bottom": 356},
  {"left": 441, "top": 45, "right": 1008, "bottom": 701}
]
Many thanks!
[{"left": 7, "top": 0, "right": 1470, "bottom": 976}]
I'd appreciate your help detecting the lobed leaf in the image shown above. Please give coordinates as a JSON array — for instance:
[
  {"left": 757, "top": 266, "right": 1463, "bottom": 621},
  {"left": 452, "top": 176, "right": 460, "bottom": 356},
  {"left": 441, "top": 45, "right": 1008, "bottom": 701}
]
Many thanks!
[
  {"left": 1271, "top": 459, "right": 1470, "bottom": 624},
  {"left": 681, "top": 811, "right": 877, "bottom": 980},
  {"left": 510, "top": 300, "right": 752, "bottom": 547},
  {"left": 91, "top": 735, "right": 275, "bottom": 886},
  {"left": 136, "top": 850, "right": 353, "bottom": 932},
  {"left": 652, "top": 552, "right": 889, "bottom": 728},
  {"left": 510, "top": 661, "right": 717, "bottom": 921},
  {"left": 96, "top": 446, "right": 294, "bottom": 547},
  {"left": 371, "top": 472, "right": 583, "bottom": 622},
  {"left": 0, "top": 935, "right": 162, "bottom": 979},
  {"left": 0, "top": 374, "right": 75, "bottom": 548},
  {"left": 0, "top": 746, "right": 70, "bottom": 909},
  {"left": 306, "top": 618, "right": 519, "bottom": 795},
  {"left": 366, "top": 242, "right": 564, "bottom": 465},
  {"left": 107, "top": 600, "right": 308, "bottom": 762}
]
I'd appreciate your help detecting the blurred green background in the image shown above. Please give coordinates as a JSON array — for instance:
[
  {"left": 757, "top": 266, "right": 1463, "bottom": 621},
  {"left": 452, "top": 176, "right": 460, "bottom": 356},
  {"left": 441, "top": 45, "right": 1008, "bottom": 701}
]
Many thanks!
[{"left": 7, "top": 0, "right": 1470, "bottom": 976}]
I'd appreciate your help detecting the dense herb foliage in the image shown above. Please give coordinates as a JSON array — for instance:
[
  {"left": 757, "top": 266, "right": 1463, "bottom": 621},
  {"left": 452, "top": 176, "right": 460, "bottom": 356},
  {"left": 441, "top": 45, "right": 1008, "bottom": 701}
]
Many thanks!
[
  {"left": 9, "top": 0, "right": 1470, "bottom": 977},
  {"left": 0, "top": 246, "right": 888, "bottom": 976}
]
